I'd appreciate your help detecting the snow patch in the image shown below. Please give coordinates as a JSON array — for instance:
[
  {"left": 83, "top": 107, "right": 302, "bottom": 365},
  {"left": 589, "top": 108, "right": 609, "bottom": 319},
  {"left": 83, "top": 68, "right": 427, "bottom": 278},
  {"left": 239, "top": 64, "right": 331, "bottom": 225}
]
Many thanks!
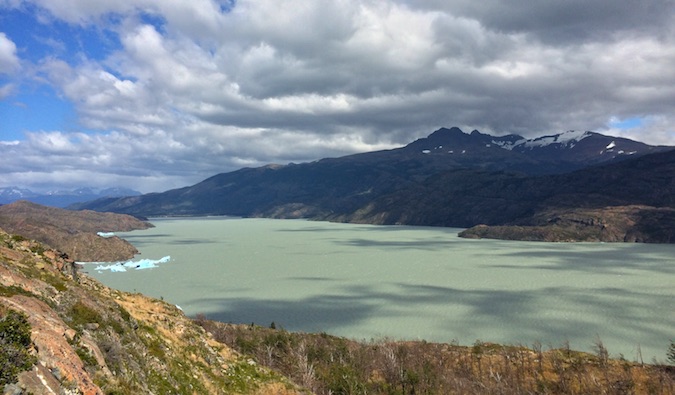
[
  {"left": 491, "top": 139, "right": 523, "bottom": 150},
  {"left": 606, "top": 141, "right": 616, "bottom": 149},
  {"left": 520, "top": 130, "right": 592, "bottom": 149}
]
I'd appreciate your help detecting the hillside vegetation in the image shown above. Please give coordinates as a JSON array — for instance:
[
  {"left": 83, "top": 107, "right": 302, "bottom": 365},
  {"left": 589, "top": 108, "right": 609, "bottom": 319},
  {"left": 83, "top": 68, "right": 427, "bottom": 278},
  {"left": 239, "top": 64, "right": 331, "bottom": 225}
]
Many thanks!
[
  {"left": 0, "top": 228, "right": 301, "bottom": 394},
  {"left": 198, "top": 319, "right": 675, "bottom": 395}
]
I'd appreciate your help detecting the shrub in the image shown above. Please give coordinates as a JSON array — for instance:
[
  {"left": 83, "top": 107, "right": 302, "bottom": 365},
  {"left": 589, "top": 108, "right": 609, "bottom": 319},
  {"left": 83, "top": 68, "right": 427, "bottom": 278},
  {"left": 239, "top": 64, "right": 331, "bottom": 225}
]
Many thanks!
[
  {"left": 667, "top": 340, "right": 675, "bottom": 365},
  {"left": 0, "top": 310, "right": 37, "bottom": 385},
  {"left": 68, "top": 301, "right": 102, "bottom": 330}
]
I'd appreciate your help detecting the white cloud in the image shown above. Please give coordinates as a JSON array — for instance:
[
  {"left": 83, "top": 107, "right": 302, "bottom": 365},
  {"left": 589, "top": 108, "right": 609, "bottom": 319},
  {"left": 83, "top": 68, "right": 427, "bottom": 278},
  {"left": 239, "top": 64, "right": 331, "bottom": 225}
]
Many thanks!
[
  {"left": 1, "top": 0, "right": 675, "bottom": 193},
  {"left": 0, "top": 32, "right": 20, "bottom": 73},
  {"left": 0, "top": 32, "right": 20, "bottom": 98}
]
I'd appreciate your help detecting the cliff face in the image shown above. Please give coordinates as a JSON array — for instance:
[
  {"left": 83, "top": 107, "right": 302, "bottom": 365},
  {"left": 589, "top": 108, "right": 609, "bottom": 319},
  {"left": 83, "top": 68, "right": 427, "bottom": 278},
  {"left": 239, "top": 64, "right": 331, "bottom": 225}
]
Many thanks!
[
  {"left": 0, "top": 229, "right": 301, "bottom": 394},
  {"left": 0, "top": 201, "right": 153, "bottom": 262}
]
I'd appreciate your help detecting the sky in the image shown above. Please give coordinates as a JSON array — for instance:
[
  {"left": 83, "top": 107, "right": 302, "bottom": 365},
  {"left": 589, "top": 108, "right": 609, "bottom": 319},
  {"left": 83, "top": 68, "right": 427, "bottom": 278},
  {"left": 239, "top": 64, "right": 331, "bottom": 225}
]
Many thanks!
[{"left": 1, "top": 0, "right": 675, "bottom": 194}]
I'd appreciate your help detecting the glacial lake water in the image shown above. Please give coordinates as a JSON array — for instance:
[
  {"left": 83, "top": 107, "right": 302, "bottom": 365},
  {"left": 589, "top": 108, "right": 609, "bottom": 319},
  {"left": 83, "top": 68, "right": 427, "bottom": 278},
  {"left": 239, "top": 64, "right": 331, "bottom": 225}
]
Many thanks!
[{"left": 84, "top": 217, "right": 675, "bottom": 362}]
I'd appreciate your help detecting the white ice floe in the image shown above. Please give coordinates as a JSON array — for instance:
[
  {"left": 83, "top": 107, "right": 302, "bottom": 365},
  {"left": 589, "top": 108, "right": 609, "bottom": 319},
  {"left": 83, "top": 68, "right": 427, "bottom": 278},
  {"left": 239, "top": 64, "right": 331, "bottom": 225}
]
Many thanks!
[
  {"left": 90, "top": 256, "right": 171, "bottom": 272},
  {"left": 96, "top": 232, "right": 115, "bottom": 238}
]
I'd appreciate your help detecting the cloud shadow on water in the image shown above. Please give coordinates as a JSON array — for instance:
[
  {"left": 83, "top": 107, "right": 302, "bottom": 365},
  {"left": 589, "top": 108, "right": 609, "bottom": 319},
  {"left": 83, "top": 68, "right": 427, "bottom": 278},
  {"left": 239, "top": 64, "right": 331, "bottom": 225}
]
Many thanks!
[
  {"left": 486, "top": 245, "right": 675, "bottom": 275},
  {"left": 186, "top": 280, "right": 673, "bottom": 360}
]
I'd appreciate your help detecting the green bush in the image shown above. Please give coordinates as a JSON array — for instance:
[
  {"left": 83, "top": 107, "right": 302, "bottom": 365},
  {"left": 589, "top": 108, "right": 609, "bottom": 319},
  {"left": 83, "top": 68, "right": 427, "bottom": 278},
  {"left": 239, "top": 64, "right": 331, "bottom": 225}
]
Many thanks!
[
  {"left": 68, "top": 301, "right": 103, "bottom": 330},
  {"left": 0, "top": 310, "right": 37, "bottom": 385}
]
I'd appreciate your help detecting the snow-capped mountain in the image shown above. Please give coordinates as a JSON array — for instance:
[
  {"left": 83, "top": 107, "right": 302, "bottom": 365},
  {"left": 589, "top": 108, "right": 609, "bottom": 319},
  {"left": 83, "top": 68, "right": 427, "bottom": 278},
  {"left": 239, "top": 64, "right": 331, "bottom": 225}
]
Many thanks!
[
  {"left": 405, "top": 127, "right": 669, "bottom": 173},
  {"left": 0, "top": 187, "right": 34, "bottom": 202},
  {"left": 505, "top": 130, "right": 655, "bottom": 164}
]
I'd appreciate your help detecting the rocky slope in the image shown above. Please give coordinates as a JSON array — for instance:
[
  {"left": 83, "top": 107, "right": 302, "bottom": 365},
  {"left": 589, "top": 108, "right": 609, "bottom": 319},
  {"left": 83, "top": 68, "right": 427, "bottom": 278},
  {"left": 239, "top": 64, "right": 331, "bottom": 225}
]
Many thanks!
[
  {"left": 0, "top": 228, "right": 302, "bottom": 394},
  {"left": 0, "top": 201, "right": 152, "bottom": 262},
  {"left": 459, "top": 206, "right": 675, "bottom": 242}
]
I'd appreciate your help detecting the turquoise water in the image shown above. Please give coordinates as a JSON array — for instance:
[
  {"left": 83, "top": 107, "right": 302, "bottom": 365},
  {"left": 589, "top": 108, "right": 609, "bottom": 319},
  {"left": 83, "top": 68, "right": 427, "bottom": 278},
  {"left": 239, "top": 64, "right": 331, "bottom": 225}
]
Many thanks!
[{"left": 84, "top": 217, "right": 675, "bottom": 362}]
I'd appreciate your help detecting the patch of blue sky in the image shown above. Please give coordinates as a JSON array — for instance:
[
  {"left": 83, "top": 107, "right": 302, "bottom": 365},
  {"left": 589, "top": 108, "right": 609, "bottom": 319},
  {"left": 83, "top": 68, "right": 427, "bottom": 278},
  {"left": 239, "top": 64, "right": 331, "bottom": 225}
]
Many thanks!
[
  {"left": 1, "top": 7, "right": 121, "bottom": 64},
  {"left": 219, "top": 0, "right": 238, "bottom": 13},
  {"left": 138, "top": 11, "right": 167, "bottom": 32},
  {"left": 610, "top": 117, "right": 644, "bottom": 130},
  {"left": 0, "top": 86, "right": 76, "bottom": 140}
]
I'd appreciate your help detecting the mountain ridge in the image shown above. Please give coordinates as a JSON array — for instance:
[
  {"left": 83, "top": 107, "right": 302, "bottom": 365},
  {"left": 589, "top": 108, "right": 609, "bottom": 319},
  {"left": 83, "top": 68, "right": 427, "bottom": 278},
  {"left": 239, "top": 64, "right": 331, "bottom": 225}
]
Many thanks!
[
  {"left": 72, "top": 127, "right": 675, "bottom": 242},
  {"left": 0, "top": 187, "right": 142, "bottom": 208}
]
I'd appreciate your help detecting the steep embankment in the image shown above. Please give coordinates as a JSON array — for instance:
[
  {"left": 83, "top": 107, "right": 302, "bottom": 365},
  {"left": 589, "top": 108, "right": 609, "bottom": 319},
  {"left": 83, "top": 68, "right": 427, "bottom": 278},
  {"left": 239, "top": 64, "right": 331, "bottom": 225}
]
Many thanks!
[
  {"left": 0, "top": 200, "right": 152, "bottom": 261},
  {"left": 0, "top": 228, "right": 302, "bottom": 394}
]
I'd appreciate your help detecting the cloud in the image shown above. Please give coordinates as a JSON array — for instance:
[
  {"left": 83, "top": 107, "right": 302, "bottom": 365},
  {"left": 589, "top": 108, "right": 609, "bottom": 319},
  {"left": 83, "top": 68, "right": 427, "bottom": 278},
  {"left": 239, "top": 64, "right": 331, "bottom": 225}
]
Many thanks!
[
  {"left": 416, "top": 0, "right": 675, "bottom": 44},
  {"left": 0, "top": 32, "right": 20, "bottom": 73},
  {"left": 1, "top": 0, "right": 675, "bottom": 193},
  {"left": 0, "top": 32, "right": 20, "bottom": 98}
]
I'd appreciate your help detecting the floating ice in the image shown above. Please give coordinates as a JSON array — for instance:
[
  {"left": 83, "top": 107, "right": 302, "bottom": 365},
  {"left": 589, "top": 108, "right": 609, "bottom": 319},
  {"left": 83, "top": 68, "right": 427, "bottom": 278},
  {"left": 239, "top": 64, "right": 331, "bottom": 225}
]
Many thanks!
[
  {"left": 92, "top": 256, "right": 171, "bottom": 272},
  {"left": 97, "top": 232, "right": 115, "bottom": 238}
]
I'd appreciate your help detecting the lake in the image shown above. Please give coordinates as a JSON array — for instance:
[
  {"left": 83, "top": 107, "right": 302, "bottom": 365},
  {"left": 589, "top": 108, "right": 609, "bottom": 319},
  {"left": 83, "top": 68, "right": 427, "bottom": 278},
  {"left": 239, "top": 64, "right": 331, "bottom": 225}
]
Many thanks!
[{"left": 84, "top": 217, "right": 675, "bottom": 362}]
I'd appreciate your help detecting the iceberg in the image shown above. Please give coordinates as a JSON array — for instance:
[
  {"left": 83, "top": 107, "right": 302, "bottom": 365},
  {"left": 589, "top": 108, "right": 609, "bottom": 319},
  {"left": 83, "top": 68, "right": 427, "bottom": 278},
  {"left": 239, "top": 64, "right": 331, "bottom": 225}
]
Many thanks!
[
  {"left": 91, "top": 256, "right": 171, "bottom": 272},
  {"left": 96, "top": 232, "right": 116, "bottom": 238}
]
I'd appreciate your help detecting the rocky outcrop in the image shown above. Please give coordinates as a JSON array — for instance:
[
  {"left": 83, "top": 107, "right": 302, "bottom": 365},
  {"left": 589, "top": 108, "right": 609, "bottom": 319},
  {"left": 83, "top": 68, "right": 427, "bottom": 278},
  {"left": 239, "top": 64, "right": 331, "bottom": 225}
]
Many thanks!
[
  {"left": 0, "top": 229, "right": 303, "bottom": 394},
  {"left": 459, "top": 205, "right": 675, "bottom": 242},
  {"left": 2, "top": 296, "right": 101, "bottom": 395},
  {"left": 0, "top": 200, "right": 153, "bottom": 261}
]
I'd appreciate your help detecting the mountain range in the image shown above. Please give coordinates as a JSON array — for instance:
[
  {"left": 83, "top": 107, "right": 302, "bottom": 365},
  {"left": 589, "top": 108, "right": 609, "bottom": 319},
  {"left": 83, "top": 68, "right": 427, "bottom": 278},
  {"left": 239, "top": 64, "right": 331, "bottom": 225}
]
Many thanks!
[
  {"left": 73, "top": 127, "right": 675, "bottom": 242},
  {"left": 0, "top": 187, "right": 141, "bottom": 208}
]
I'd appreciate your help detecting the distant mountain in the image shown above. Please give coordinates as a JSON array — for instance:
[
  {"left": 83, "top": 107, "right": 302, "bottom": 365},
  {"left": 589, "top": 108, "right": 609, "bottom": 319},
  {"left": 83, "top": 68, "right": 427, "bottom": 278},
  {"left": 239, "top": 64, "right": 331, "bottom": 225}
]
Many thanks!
[
  {"left": 73, "top": 127, "right": 675, "bottom": 241},
  {"left": 0, "top": 187, "right": 141, "bottom": 208}
]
